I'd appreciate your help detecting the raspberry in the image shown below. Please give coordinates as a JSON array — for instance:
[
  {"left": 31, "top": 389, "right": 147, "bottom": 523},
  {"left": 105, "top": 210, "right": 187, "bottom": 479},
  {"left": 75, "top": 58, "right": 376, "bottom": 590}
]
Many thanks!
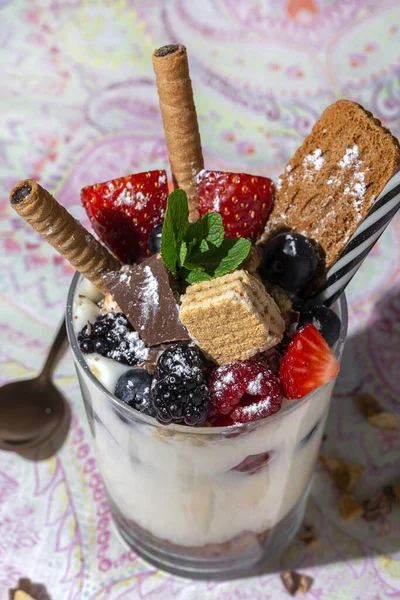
[{"left": 208, "top": 360, "right": 283, "bottom": 424}]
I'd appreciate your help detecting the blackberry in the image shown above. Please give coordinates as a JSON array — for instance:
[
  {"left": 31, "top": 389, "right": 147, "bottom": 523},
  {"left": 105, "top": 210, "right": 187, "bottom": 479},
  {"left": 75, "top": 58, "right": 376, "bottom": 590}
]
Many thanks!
[
  {"left": 78, "top": 312, "right": 149, "bottom": 366},
  {"left": 115, "top": 369, "right": 155, "bottom": 417},
  {"left": 150, "top": 343, "right": 209, "bottom": 426}
]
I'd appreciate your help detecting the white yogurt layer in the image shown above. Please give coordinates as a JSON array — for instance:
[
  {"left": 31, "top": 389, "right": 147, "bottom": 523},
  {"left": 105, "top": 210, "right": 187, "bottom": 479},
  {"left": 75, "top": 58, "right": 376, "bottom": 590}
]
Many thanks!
[{"left": 71, "top": 279, "right": 337, "bottom": 548}]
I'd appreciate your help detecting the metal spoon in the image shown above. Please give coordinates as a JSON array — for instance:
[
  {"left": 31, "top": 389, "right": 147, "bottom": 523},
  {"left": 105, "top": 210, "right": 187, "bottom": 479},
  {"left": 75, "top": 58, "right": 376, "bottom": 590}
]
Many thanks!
[{"left": 0, "top": 320, "right": 71, "bottom": 460}]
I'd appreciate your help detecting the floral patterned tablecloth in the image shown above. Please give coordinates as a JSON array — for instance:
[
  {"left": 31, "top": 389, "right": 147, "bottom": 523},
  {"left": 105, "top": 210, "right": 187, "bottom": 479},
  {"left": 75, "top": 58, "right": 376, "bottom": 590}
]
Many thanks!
[{"left": 1, "top": 1, "right": 400, "bottom": 599}]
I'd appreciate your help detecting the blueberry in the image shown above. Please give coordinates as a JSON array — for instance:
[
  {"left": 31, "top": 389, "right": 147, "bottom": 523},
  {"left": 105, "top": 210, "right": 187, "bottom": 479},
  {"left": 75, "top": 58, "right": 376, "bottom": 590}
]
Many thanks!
[
  {"left": 80, "top": 338, "right": 94, "bottom": 353},
  {"left": 259, "top": 233, "right": 318, "bottom": 294},
  {"left": 115, "top": 369, "right": 154, "bottom": 416},
  {"left": 297, "top": 300, "right": 341, "bottom": 347},
  {"left": 148, "top": 223, "right": 163, "bottom": 255}
]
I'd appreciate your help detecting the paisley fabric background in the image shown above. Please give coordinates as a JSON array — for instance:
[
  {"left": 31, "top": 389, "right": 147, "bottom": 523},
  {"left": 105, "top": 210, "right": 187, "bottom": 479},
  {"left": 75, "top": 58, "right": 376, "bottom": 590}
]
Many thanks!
[{"left": 1, "top": 1, "right": 400, "bottom": 598}]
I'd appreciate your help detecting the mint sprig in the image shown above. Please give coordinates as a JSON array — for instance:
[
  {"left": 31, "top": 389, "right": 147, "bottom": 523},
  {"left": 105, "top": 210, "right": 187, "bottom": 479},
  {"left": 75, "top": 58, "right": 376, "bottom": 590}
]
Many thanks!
[{"left": 160, "top": 190, "right": 251, "bottom": 282}]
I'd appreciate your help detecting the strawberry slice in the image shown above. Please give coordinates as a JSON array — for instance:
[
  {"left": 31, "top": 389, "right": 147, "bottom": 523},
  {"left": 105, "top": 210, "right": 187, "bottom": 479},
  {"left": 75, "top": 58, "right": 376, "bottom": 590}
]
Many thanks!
[
  {"left": 197, "top": 171, "right": 274, "bottom": 241},
  {"left": 279, "top": 324, "right": 340, "bottom": 400},
  {"left": 81, "top": 170, "right": 168, "bottom": 264}
]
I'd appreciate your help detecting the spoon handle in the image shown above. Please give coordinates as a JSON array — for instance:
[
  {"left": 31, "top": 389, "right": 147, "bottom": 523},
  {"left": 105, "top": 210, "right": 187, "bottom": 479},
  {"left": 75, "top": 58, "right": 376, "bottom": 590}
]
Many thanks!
[{"left": 40, "top": 319, "right": 69, "bottom": 381}]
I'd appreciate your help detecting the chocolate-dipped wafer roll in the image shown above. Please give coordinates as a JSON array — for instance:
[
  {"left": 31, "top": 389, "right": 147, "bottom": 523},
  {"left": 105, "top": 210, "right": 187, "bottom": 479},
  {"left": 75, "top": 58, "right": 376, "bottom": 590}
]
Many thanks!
[
  {"left": 10, "top": 179, "right": 120, "bottom": 293},
  {"left": 152, "top": 44, "right": 204, "bottom": 222}
]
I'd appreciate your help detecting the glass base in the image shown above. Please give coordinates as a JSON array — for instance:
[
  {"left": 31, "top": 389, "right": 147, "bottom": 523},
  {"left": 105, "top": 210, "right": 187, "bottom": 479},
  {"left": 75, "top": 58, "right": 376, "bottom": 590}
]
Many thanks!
[{"left": 109, "top": 492, "right": 308, "bottom": 580}]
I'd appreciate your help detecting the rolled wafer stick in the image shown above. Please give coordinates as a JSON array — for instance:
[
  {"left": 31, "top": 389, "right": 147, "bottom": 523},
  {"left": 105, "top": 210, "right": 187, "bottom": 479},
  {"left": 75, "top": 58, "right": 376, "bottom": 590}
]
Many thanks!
[
  {"left": 10, "top": 179, "right": 120, "bottom": 294},
  {"left": 152, "top": 44, "right": 204, "bottom": 222}
]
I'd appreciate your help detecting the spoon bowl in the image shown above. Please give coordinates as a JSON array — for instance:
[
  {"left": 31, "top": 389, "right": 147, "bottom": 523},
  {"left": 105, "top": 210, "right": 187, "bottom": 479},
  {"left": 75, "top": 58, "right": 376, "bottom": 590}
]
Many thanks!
[{"left": 0, "top": 320, "right": 71, "bottom": 459}]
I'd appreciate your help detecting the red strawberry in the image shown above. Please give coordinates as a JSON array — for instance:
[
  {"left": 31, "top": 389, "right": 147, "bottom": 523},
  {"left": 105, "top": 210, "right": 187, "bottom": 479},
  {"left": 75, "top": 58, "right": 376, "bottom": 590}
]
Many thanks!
[
  {"left": 197, "top": 171, "right": 274, "bottom": 241},
  {"left": 279, "top": 324, "right": 340, "bottom": 400},
  {"left": 81, "top": 170, "right": 168, "bottom": 264}
]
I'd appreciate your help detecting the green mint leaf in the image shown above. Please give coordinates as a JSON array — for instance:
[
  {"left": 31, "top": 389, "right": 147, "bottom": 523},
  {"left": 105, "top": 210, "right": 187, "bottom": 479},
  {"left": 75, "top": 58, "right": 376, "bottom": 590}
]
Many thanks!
[
  {"left": 184, "top": 212, "right": 224, "bottom": 258},
  {"left": 185, "top": 219, "right": 206, "bottom": 246},
  {"left": 161, "top": 190, "right": 189, "bottom": 275},
  {"left": 199, "top": 238, "right": 209, "bottom": 252},
  {"left": 203, "top": 212, "right": 224, "bottom": 247},
  {"left": 186, "top": 238, "right": 251, "bottom": 278},
  {"left": 183, "top": 260, "right": 204, "bottom": 271},
  {"left": 213, "top": 238, "right": 251, "bottom": 277},
  {"left": 185, "top": 269, "right": 213, "bottom": 283},
  {"left": 179, "top": 241, "right": 188, "bottom": 266}
]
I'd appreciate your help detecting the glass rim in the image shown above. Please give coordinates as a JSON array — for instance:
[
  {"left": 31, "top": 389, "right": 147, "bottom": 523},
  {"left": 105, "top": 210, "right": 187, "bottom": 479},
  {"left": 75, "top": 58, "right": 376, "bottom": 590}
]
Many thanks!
[{"left": 66, "top": 271, "right": 348, "bottom": 435}]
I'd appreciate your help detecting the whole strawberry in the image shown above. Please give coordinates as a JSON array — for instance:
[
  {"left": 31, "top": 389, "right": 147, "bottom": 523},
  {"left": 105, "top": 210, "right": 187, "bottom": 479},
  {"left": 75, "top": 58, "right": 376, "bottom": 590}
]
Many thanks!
[
  {"left": 197, "top": 171, "right": 274, "bottom": 241},
  {"left": 81, "top": 170, "right": 168, "bottom": 264}
]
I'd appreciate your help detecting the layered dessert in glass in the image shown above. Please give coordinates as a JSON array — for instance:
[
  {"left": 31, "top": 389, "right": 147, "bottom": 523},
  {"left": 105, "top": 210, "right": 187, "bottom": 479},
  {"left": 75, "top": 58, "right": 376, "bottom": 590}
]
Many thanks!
[{"left": 66, "top": 273, "right": 346, "bottom": 576}]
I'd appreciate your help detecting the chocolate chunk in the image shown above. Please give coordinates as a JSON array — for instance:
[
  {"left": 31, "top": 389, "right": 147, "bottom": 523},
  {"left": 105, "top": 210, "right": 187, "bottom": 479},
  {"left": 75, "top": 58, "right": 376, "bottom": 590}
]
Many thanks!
[
  {"left": 280, "top": 570, "right": 314, "bottom": 596},
  {"left": 104, "top": 255, "right": 189, "bottom": 347}
]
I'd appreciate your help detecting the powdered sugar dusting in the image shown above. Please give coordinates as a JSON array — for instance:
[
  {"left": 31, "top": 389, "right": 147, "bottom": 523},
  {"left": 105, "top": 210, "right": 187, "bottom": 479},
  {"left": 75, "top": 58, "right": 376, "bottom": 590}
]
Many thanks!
[
  {"left": 88, "top": 313, "right": 149, "bottom": 364},
  {"left": 115, "top": 187, "right": 134, "bottom": 206},
  {"left": 109, "top": 327, "right": 149, "bottom": 363},
  {"left": 196, "top": 169, "right": 206, "bottom": 184},
  {"left": 337, "top": 145, "right": 367, "bottom": 215},
  {"left": 212, "top": 365, "right": 236, "bottom": 399},
  {"left": 213, "top": 196, "right": 221, "bottom": 212},
  {"left": 104, "top": 182, "right": 115, "bottom": 198},
  {"left": 338, "top": 145, "right": 360, "bottom": 169},
  {"left": 120, "top": 271, "right": 132, "bottom": 286},
  {"left": 113, "top": 187, "right": 150, "bottom": 209},
  {"left": 139, "top": 265, "right": 159, "bottom": 327},
  {"left": 247, "top": 372, "right": 264, "bottom": 395},
  {"left": 240, "top": 397, "right": 272, "bottom": 418},
  {"left": 303, "top": 148, "right": 325, "bottom": 181}
]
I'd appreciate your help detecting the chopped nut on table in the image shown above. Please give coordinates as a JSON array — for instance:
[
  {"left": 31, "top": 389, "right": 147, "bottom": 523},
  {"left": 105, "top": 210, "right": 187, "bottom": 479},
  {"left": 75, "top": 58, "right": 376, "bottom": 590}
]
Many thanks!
[
  {"left": 320, "top": 455, "right": 364, "bottom": 492},
  {"left": 281, "top": 570, "right": 314, "bottom": 596},
  {"left": 10, "top": 578, "right": 37, "bottom": 600},
  {"left": 368, "top": 412, "right": 398, "bottom": 429},
  {"left": 14, "top": 593, "right": 35, "bottom": 600},
  {"left": 297, "top": 523, "right": 319, "bottom": 549},
  {"left": 339, "top": 494, "right": 364, "bottom": 520},
  {"left": 363, "top": 492, "right": 392, "bottom": 522},
  {"left": 355, "top": 392, "right": 398, "bottom": 429}
]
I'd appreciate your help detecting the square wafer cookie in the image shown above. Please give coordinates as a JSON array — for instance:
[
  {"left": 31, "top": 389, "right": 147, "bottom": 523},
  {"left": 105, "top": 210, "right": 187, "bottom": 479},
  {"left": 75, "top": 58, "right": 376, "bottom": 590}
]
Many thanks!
[
  {"left": 180, "top": 270, "right": 285, "bottom": 365},
  {"left": 261, "top": 100, "right": 400, "bottom": 269}
]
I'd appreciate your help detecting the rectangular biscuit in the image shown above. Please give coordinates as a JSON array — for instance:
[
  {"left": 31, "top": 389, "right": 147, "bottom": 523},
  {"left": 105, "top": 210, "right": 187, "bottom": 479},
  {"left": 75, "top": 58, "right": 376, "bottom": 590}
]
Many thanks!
[{"left": 261, "top": 99, "right": 400, "bottom": 269}]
